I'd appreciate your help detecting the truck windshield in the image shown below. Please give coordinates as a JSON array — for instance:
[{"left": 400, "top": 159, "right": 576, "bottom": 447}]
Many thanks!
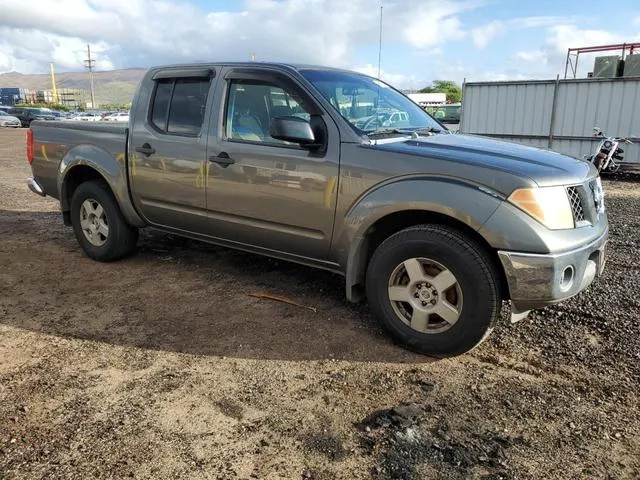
[{"left": 300, "top": 69, "right": 444, "bottom": 136}]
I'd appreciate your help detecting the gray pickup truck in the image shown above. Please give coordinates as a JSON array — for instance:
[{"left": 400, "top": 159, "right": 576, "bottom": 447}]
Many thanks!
[{"left": 26, "top": 62, "right": 608, "bottom": 356}]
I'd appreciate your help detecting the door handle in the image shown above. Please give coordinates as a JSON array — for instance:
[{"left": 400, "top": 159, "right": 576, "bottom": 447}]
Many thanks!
[
  {"left": 135, "top": 143, "right": 156, "bottom": 156},
  {"left": 209, "top": 152, "right": 235, "bottom": 167}
]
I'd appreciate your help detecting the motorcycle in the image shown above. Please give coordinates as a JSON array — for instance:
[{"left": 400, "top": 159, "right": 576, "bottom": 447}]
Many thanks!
[{"left": 585, "top": 127, "right": 632, "bottom": 174}]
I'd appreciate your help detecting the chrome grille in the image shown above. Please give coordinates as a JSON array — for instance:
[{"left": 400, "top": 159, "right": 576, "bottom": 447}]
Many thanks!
[{"left": 566, "top": 186, "right": 585, "bottom": 223}]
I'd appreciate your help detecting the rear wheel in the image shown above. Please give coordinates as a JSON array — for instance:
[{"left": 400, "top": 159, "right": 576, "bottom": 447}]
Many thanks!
[
  {"left": 365, "top": 225, "right": 501, "bottom": 356},
  {"left": 70, "top": 180, "right": 138, "bottom": 262}
]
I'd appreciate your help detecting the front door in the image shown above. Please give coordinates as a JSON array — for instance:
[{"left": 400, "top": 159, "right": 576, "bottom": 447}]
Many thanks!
[
  {"left": 205, "top": 68, "right": 340, "bottom": 260},
  {"left": 129, "top": 69, "right": 216, "bottom": 233}
]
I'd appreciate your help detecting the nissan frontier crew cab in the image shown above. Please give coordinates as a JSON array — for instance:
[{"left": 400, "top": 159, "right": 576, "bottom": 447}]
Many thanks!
[{"left": 26, "top": 63, "right": 608, "bottom": 356}]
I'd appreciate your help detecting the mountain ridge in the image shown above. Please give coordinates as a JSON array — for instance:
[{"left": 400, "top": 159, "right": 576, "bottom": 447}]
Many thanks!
[{"left": 0, "top": 68, "right": 146, "bottom": 105}]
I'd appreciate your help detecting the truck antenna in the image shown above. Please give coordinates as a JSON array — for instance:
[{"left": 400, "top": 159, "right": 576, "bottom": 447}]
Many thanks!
[{"left": 377, "top": 4, "right": 383, "bottom": 79}]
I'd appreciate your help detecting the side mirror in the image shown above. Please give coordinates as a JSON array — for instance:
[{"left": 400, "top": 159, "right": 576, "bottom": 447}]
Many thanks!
[{"left": 270, "top": 117, "right": 319, "bottom": 148}]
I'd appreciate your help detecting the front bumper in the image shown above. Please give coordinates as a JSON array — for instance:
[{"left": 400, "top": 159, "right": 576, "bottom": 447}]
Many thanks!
[{"left": 498, "top": 228, "right": 608, "bottom": 315}]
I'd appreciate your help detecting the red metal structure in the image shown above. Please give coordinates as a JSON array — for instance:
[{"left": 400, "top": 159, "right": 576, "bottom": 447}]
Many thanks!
[{"left": 564, "top": 43, "right": 640, "bottom": 79}]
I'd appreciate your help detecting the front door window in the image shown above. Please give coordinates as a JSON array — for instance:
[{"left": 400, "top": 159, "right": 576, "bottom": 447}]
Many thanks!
[{"left": 225, "top": 81, "right": 313, "bottom": 146}]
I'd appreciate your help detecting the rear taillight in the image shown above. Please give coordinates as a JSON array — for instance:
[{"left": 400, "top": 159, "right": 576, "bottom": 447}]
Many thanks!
[{"left": 26, "top": 129, "right": 34, "bottom": 164}]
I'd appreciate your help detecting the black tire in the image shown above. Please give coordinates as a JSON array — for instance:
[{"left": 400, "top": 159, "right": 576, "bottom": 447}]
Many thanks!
[
  {"left": 365, "top": 224, "right": 501, "bottom": 357},
  {"left": 70, "top": 179, "right": 138, "bottom": 262}
]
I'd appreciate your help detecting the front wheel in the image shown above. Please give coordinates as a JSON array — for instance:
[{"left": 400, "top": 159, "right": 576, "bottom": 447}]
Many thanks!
[
  {"left": 70, "top": 180, "right": 138, "bottom": 262},
  {"left": 604, "top": 162, "right": 621, "bottom": 174},
  {"left": 365, "top": 225, "right": 502, "bottom": 357}
]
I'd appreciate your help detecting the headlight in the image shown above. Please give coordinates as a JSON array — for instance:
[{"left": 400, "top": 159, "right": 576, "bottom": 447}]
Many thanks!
[{"left": 508, "top": 186, "right": 574, "bottom": 230}]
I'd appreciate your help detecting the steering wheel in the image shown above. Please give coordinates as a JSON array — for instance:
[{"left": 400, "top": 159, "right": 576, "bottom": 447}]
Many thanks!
[{"left": 362, "top": 116, "right": 384, "bottom": 131}]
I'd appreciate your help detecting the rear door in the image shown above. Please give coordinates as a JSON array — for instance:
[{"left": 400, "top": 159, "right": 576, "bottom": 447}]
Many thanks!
[
  {"left": 129, "top": 67, "right": 218, "bottom": 233},
  {"left": 204, "top": 67, "right": 340, "bottom": 260}
]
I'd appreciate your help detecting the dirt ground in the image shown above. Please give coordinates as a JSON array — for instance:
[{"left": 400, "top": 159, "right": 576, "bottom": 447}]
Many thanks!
[{"left": 1, "top": 127, "right": 638, "bottom": 479}]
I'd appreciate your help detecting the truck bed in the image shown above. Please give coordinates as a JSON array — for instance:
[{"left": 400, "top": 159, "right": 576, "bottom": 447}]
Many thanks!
[{"left": 30, "top": 120, "right": 128, "bottom": 200}]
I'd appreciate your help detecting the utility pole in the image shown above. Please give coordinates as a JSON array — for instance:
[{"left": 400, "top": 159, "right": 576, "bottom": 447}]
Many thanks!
[{"left": 83, "top": 44, "right": 96, "bottom": 109}]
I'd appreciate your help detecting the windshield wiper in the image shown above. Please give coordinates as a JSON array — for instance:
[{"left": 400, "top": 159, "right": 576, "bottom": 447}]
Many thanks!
[
  {"left": 366, "top": 128, "right": 409, "bottom": 137},
  {"left": 412, "top": 127, "right": 442, "bottom": 135}
]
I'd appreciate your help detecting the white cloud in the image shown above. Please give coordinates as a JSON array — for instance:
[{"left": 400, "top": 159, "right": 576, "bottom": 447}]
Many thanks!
[
  {"left": 511, "top": 16, "right": 568, "bottom": 29},
  {"left": 487, "top": 23, "right": 636, "bottom": 80},
  {"left": 476, "top": 71, "right": 531, "bottom": 82},
  {"left": 353, "top": 64, "right": 418, "bottom": 89},
  {"left": 541, "top": 24, "right": 625, "bottom": 77},
  {"left": 547, "top": 24, "right": 623, "bottom": 54},
  {"left": 1, "top": 1, "right": 636, "bottom": 86},
  {"left": 401, "top": 3, "right": 469, "bottom": 48},
  {"left": 514, "top": 50, "right": 548, "bottom": 64},
  {"left": 471, "top": 15, "right": 580, "bottom": 49},
  {"left": 0, "top": 0, "right": 477, "bottom": 74},
  {"left": 471, "top": 20, "right": 504, "bottom": 49}
]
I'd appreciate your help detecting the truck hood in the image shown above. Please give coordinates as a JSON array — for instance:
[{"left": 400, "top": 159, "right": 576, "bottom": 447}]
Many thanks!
[{"left": 371, "top": 133, "right": 595, "bottom": 187}]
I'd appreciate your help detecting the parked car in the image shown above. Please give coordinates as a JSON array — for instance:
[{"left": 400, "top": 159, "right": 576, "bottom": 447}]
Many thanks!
[
  {"left": 25, "top": 62, "right": 608, "bottom": 356},
  {"left": 355, "top": 109, "right": 410, "bottom": 130},
  {"left": 76, "top": 112, "right": 102, "bottom": 122},
  {"left": 7, "top": 107, "right": 56, "bottom": 127},
  {"left": 0, "top": 112, "right": 21, "bottom": 127},
  {"left": 49, "top": 110, "right": 71, "bottom": 120},
  {"left": 434, "top": 104, "right": 461, "bottom": 124},
  {"left": 102, "top": 112, "right": 130, "bottom": 122}
]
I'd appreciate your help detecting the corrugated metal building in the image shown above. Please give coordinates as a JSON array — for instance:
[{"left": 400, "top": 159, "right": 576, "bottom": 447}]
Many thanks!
[{"left": 460, "top": 76, "right": 640, "bottom": 163}]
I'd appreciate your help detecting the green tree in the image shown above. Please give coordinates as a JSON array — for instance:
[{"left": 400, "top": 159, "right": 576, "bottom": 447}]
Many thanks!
[
  {"left": 419, "top": 80, "right": 462, "bottom": 104},
  {"left": 14, "top": 102, "right": 72, "bottom": 111}
]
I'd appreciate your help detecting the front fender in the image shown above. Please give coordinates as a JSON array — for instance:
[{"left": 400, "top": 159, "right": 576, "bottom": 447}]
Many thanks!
[
  {"left": 58, "top": 145, "right": 145, "bottom": 228},
  {"left": 336, "top": 177, "right": 504, "bottom": 301}
]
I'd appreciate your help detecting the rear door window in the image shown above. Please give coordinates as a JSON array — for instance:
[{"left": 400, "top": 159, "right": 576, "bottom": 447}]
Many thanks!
[
  {"left": 151, "top": 80, "right": 172, "bottom": 130},
  {"left": 150, "top": 76, "right": 211, "bottom": 136},
  {"left": 167, "top": 79, "right": 209, "bottom": 135}
]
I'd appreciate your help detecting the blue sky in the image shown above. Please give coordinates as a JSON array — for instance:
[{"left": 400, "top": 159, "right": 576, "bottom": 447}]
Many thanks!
[{"left": 1, "top": 0, "right": 640, "bottom": 88}]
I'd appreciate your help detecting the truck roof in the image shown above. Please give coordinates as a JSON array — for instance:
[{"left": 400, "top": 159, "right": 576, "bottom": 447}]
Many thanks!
[{"left": 149, "top": 62, "right": 365, "bottom": 75}]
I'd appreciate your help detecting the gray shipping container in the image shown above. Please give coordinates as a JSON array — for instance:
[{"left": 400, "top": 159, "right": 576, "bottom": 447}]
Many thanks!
[
  {"left": 460, "top": 76, "right": 640, "bottom": 163},
  {"left": 623, "top": 54, "right": 640, "bottom": 77},
  {"left": 593, "top": 56, "right": 621, "bottom": 78}
]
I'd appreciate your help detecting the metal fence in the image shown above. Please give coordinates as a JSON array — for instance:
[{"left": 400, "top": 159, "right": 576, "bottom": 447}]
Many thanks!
[{"left": 460, "top": 76, "right": 640, "bottom": 163}]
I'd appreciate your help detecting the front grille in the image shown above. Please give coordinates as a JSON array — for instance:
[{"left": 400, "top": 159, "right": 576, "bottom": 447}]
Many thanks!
[{"left": 566, "top": 186, "right": 585, "bottom": 223}]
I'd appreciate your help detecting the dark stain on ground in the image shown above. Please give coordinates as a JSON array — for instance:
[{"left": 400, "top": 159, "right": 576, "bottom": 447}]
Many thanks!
[
  {"left": 215, "top": 397, "right": 245, "bottom": 420},
  {"left": 305, "top": 433, "right": 348, "bottom": 462},
  {"left": 358, "top": 405, "right": 525, "bottom": 479}
]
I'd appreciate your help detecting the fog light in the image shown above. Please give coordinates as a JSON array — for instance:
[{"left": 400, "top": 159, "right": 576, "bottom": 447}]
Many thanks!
[{"left": 560, "top": 265, "right": 574, "bottom": 292}]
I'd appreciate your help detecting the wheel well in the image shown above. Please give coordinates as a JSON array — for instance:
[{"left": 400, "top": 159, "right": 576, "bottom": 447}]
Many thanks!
[
  {"left": 351, "top": 210, "right": 509, "bottom": 301},
  {"left": 61, "top": 166, "right": 105, "bottom": 225}
]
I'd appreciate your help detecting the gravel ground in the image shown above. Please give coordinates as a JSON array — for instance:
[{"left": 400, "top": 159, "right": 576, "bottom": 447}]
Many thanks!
[{"left": 0, "top": 128, "right": 638, "bottom": 479}]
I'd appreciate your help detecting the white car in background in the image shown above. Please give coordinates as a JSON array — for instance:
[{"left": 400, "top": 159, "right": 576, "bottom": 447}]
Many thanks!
[
  {"left": 0, "top": 112, "right": 21, "bottom": 127},
  {"left": 104, "top": 112, "right": 130, "bottom": 122},
  {"left": 73, "top": 112, "right": 102, "bottom": 122}
]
